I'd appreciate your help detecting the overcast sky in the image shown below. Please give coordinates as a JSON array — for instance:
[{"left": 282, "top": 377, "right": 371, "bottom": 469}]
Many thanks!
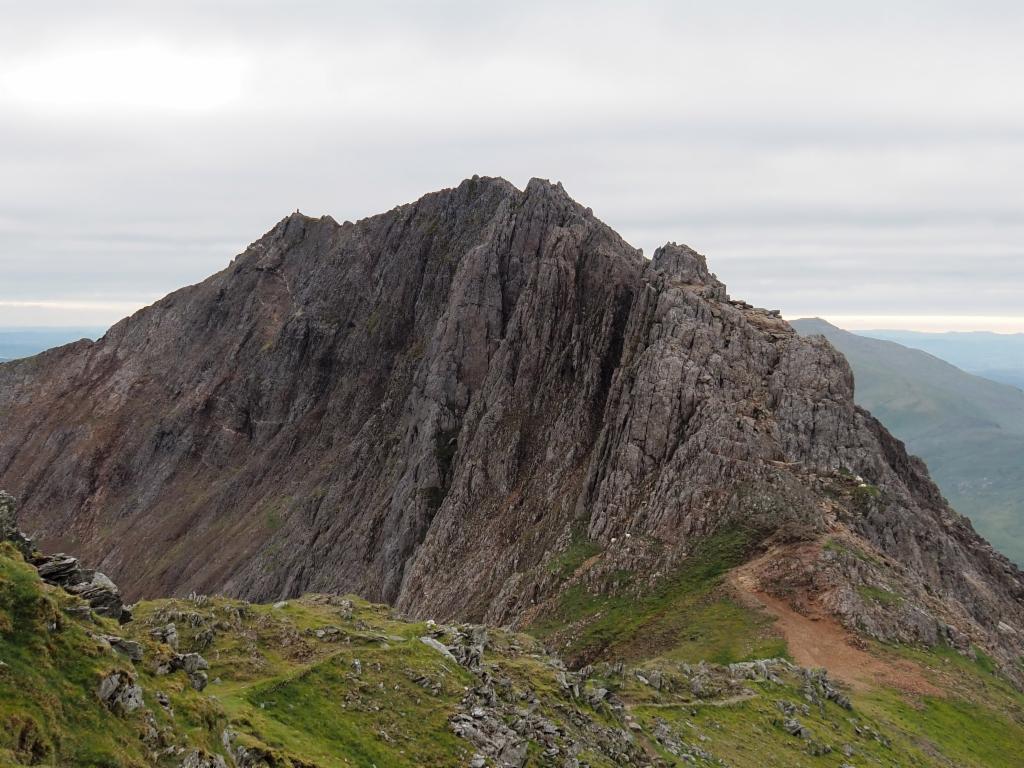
[{"left": 1, "top": 1, "right": 1023, "bottom": 331}]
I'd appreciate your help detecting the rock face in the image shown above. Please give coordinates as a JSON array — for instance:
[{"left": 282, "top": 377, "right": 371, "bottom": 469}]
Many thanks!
[{"left": 0, "top": 176, "right": 1022, "bottom": 672}]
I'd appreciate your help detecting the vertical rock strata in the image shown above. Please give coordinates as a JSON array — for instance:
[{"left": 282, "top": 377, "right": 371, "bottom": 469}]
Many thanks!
[{"left": 0, "top": 176, "right": 1021, "bottom": 673}]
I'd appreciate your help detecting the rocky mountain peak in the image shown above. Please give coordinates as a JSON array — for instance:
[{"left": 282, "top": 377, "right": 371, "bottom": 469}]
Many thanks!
[
  {"left": 651, "top": 242, "right": 721, "bottom": 285},
  {"left": 1, "top": 176, "right": 1022, "bottom": 683}
]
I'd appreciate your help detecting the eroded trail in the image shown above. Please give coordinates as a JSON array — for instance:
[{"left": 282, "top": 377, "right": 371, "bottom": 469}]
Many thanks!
[{"left": 728, "top": 566, "right": 941, "bottom": 696}]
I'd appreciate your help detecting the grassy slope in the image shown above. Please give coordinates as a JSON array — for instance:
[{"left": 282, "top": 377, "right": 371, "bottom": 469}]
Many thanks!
[
  {"left": 0, "top": 542, "right": 223, "bottom": 767},
  {"left": 139, "top": 596, "right": 479, "bottom": 767},
  {"left": 625, "top": 639, "right": 1024, "bottom": 768},
  {"left": 532, "top": 529, "right": 787, "bottom": 666},
  {"left": 5, "top": 538, "right": 1024, "bottom": 767},
  {"left": 527, "top": 529, "right": 1024, "bottom": 767},
  {"left": 855, "top": 330, "right": 1024, "bottom": 386}
]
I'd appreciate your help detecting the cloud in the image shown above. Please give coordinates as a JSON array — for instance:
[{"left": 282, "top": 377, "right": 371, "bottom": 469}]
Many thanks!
[
  {"left": 0, "top": 40, "right": 248, "bottom": 114},
  {"left": 0, "top": 1, "right": 1021, "bottom": 328}
]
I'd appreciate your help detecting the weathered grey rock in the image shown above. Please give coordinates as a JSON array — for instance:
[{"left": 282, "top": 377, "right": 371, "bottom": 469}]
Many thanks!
[
  {"left": 35, "top": 554, "right": 79, "bottom": 582},
  {"left": 0, "top": 491, "right": 34, "bottom": 558},
  {"left": 151, "top": 622, "right": 179, "bottom": 649},
  {"left": 64, "top": 570, "right": 126, "bottom": 622},
  {"left": 420, "top": 636, "right": 458, "bottom": 663},
  {"left": 179, "top": 750, "right": 228, "bottom": 768},
  {"left": 189, "top": 670, "right": 209, "bottom": 692},
  {"left": 26, "top": 550, "right": 131, "bottom": 623},
  {"left": 97, "top": 670, "right": 144, "bottom": 714},
  {"left": 174, "top": 652, "right": 210, "bottom": 674},
  {"left": 0, "top": 177, "right": 1022, "bottom": 678},
  {"left": 313, "top": 625, "right": 342, "bottom": 641},
  {"left": 225, "top": 734, "right": 290, "bottom": 768},
  {"left": 782, "top": 718, "right": 808, "bottom": 738},
  {"left": 450, "top": 711, "right": 529, "bottom": 768},
  {"left": 0, "top": 490, "right": 17, "bottom": 539},
  {"left": 158, "top": 651, "right": 211, "bottom": 690},
  {"left": 589, "top": 687, "right": 610, "bottom": 706},
  {"left": 449, "top": 625, "right": 487, "bottom": 669},
  {"left": 651, "top": 242, "right": 728, "bottom": 301},
  {"left": 103, "top": 635, "right": 144, "bottom": 661}
]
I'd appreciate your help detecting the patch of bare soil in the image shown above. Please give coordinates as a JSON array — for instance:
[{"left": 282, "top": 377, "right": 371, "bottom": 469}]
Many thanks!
[{"left": 729, "top": 551, "right": 941, "bottom": 697}]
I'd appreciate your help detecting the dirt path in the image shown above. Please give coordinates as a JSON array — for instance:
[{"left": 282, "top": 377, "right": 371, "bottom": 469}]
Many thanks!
[{"left": 728, "top": 566, "right": 940, "bottom": 696}]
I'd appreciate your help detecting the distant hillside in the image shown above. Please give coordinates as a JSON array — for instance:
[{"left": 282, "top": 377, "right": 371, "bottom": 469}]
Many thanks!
[
  {"left": 793, "top": 318, "right": 1024, "bottom": 565},
  {"left": 857, "top": 329, "right": 1024, "bottom": 391},
  {"left": 0, "top": 327, "right": 106, "bottom": 362}
]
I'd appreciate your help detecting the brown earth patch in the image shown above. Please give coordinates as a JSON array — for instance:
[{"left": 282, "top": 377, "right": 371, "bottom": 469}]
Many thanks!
[{"left": 729, "top": 550, "right": 941, "bottom": 697}]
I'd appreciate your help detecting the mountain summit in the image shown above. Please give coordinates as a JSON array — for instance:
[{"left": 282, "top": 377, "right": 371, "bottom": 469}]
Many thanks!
[{"left": 1, "top": 177, "right": 1022, "bottom": 679}]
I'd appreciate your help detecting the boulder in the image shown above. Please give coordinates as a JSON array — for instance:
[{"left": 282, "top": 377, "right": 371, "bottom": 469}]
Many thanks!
[
  {"left": 179, "top": 750, "right": 228, "bottom": 768},
  {"left": 189, "top": 671, "right": 209, "bottom": 692},
  {"left": 151, "top": 622, "right": 179, "bottom": 649},
  {"left": 32, "top": 553, "right": 129, "bottom": 623},
  {"left": 165, "top": 652, "right": 211, "bottom": 690},
  {"left": 419, "top": 636, "right": 458, "bottom": 663},
  {"left": 34, "top": 554, "right": 80, "bottom": 583},
  {"left": 103, "top": 635, "right": 144, "bottom": 662},
  {"left": 97, "top": 670, "right": 144, "bottom": 714},
  {"left": 176, "top": 652, "right": 210, "bottom": 674},
  {"left": 65, "top": 571, "right": 127, "bottom": 622}
]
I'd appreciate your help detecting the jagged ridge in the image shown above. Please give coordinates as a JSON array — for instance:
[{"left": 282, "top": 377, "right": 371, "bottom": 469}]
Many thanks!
[{"left": 0, "top": 176, "right": 1022, "bottom": 681}]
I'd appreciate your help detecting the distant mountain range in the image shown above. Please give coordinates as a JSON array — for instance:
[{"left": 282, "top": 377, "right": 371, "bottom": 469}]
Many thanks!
[
  {"left": 0, "top": 327, "right": 106, "bottom": 362},
  {"left": 857, "top": 329, "right": 1024, "bottom": 391},
  {"left": 793, "top": 318, "right": 1024, "bottom": 565}
]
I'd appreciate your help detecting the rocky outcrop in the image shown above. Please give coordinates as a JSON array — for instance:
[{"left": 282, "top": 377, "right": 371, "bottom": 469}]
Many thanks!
[
  {"left": 1, "top": 492, "right": 131, "bottom": 622},
  {"left": 0, "top": 489, "right": 15, "bottom": 538},
  {"left": 97, "top": 670, "right": 144, "bottom": 715},
  {"left": 179, "top": 751, "right": 228, "bottom": 768},
  {"left": 0, "top": 177, "right": 1022, "bottom": 675},
  {"left": 34, "top": 554, "right": 130, "bottom": 622},
  {"left": 103, "top": 635, "right": 144, "bottom": 661},
  {"left": 168, "top": 652, "right": 210, "bottom": 692},
  {"left": 0, "top": 489, "right": 33, "bottom": 559}
]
